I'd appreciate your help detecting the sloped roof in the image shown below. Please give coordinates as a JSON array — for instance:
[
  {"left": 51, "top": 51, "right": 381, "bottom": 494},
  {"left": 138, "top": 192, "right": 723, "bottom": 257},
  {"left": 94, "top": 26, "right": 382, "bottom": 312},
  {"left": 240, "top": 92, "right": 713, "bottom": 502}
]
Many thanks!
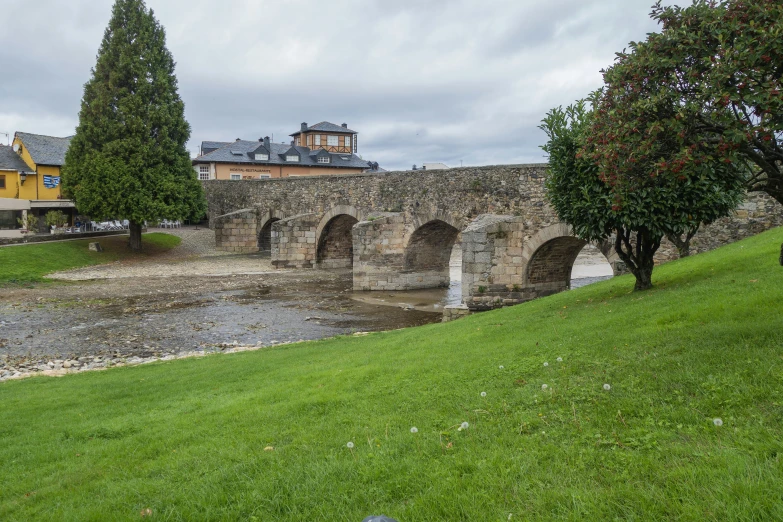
[
  {"left": 290, "top": 121, "right": 357, "bottom": 136},
  {"left": 15, "top": 132, "right": 71, "bottom": 166},
  {"left": 193, "top": 140, "right": 374, "bottom": 170},
  {"left": 0, "top": 145, "right": 34, "bottom": 173},
  {"left": 201, "top": 141, "right": 231, "bottom": 155},
  {"left": 281, "top": 146, "right": 300, "bottom": 157}
]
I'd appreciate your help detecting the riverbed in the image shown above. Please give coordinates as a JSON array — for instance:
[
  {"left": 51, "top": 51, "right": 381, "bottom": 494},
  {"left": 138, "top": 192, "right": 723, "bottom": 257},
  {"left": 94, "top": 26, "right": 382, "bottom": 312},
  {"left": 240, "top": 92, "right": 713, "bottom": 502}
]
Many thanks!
[{"left": 0, "top": 235, "right": 613, "bottom": 377}]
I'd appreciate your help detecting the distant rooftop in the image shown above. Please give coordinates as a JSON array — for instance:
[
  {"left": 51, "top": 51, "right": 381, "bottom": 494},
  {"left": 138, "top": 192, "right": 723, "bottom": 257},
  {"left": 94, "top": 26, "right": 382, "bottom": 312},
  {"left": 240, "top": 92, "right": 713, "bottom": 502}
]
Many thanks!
[
  {"left": 15, "top": 132, "right": 72, "bottom": 166},
  {"left": 0, "top": 144, "right": 34, "bottom": 173},
  {"left": 290, "top": 121, "right": 357, "bottom": 136},
  {"left": 194, "top": 139, "right": 374, "bottom": 170}
]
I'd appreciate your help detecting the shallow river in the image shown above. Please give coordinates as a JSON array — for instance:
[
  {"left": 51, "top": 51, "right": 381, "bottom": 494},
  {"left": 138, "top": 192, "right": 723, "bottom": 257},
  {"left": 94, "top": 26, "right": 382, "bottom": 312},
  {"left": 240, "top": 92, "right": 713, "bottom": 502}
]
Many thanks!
[{"left": 0, "top": 249, "right": 612, "bottom": 363}]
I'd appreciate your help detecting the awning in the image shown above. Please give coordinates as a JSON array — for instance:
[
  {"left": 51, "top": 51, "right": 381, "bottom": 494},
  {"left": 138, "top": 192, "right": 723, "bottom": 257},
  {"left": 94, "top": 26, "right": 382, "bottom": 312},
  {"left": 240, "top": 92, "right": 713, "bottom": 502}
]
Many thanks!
[{"left": 30, "top": 200, "right": 76, "bottom": 209}]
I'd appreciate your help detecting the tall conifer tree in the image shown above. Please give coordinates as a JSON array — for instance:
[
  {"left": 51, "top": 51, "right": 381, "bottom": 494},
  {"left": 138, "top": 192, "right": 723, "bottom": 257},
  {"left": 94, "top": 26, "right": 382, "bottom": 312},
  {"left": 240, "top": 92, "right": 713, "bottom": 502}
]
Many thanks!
[{"left": 63, "top": 0, "right": 204, "bottom": 251}]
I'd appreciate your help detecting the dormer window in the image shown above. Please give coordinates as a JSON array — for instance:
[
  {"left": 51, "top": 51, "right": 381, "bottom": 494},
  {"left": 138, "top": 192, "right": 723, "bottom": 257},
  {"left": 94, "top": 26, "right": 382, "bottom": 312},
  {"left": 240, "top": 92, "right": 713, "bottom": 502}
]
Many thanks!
[
  {"left": 317, "top": 156, "right": 330, "bottom": 164},
  {"left": 286, "top": 155, "right": 299, "bottom": 162},
  {"left": 255, "top": 153, "right": 269, "bottom": 161}
]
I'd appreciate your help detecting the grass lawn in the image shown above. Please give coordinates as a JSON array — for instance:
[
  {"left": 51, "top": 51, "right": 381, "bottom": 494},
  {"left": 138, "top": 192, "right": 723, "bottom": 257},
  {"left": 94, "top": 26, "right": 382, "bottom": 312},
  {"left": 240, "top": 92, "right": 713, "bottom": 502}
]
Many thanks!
[
  {"left": 1, "top": 229, "right": 782, "bottom": 520},
  {"left": 0, "top": 233, "right": 181, "bottom": 284}
]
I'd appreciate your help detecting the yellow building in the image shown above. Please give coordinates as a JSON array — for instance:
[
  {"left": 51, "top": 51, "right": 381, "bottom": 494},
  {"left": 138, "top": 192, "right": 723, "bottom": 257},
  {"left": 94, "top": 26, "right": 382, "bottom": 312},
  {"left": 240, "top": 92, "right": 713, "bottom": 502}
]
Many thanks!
[
  {"left": 0, "top": 132, "right": 76, "bottom": 234},
  {"left": 0, "top": 144, "right": 35, "bottom": 237}
]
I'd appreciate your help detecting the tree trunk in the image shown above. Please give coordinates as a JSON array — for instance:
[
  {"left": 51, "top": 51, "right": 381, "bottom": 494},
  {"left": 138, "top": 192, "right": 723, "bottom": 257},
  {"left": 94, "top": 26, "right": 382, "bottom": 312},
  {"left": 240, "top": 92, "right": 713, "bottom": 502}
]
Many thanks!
[
  {"left": 129, "top": 220, "right": 143, "bottom": 252},
  {"left": 666, "top": 226, "right": 698, "bottom": 259},
  {"left": 633, "top": 264, "right": 654, "bottom": 291},
  {"left": 613, "top": 227, "right": 661, "bottom": 291}
]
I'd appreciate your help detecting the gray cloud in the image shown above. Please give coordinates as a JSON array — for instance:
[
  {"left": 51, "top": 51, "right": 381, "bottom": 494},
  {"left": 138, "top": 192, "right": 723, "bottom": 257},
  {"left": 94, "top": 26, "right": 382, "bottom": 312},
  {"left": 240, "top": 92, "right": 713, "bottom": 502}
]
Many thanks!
[{"left": 0, "top": 0, "right": 681, "bottom": 170}]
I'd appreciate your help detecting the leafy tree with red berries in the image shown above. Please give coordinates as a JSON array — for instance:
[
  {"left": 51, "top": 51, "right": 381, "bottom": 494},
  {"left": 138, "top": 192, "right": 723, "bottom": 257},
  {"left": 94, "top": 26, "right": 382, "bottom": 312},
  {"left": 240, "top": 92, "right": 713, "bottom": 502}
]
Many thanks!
[
  {"left": 541, "top": 98, "right": 744, "bottom": 290},
  {"left": 592, "top": 0, "right": 783, "bottom": 209}
]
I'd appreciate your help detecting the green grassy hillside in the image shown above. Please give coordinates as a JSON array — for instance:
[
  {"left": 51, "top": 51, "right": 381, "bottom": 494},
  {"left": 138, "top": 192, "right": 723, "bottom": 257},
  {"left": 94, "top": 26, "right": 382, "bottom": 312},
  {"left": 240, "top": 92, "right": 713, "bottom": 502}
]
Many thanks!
[
  {"left": 1, "top": 229, "right": 782, "bottom": 521},
  {"left": 0, "top": 233, "right": 181, "bottom": 284}
]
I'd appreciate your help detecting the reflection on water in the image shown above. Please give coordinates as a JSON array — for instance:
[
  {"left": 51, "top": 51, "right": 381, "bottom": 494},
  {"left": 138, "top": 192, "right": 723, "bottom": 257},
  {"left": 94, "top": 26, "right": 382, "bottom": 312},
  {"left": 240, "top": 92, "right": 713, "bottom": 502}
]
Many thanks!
[{"left": 446, "top": 251, "right": 463, "bottom": 305}]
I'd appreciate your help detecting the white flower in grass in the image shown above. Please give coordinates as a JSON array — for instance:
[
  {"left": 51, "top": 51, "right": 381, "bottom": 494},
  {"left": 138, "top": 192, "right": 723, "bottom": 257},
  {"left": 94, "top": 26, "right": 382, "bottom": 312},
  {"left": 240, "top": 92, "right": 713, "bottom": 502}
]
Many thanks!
[
  {"left": 603, "top": 383, "right": 611, "bottom": 391},
  {"left": 480, "top": 391, "right": 487, "bottom": 397},
  {"left": 713, "top": 418, "right": 723, "bottom": 427},
  {"left": 458, "top": 421, "right": 469, "bottom": 431},
  {"left": 410, "top": 427, "right": 418, "bottom": 434},
  {"left": 499, "top": 365, "right": 504, "bottom": 370},
  {"left": 346, "top": 441, "right": 354, "bottom": 449},
  {"left": 543, "top": 362, "right": 549, "bottom": 367},
  {"left": 541, "top": 384, "right": 548, "bottom": 391},
  {"left": 557, "top": 357, "right": 563, "bottom": 363}
]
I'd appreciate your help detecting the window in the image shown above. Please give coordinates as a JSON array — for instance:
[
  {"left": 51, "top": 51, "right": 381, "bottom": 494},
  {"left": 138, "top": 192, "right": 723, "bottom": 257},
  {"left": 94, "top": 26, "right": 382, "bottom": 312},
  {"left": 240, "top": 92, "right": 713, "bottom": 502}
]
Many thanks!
[
  {"left": 295, "top": 137, "right": 301, "bottom": 146},
  {"left": 343, "top": 137, "right": 351, "bottom": 151},
  {"left": 198, "top": 165, "right": 210, "bottom": 180},
  {"left": 259, "top": 174, "right": 271, "bottom": 179},
  {"left": 317, "top": 156, "right": 330, "bottom": 164},
  {"left": 327, "top": 135, "right": 339, "bottom": 146},
  {"left": 255, "top": 153, "right": 269, "bottom": 161},
  {"left": 314, "top": 135, "right": 321, "bottom": 146},
  {"left": 286, "top": 155, "right": 299, "bottom": 162},
  {"left": 0, "top": 174, "right": 5, "bottom": 189},
  {"left": 0, "top": 210, "right": 21, "bottom": 229},
  {"left": 230, "top": 173, "right": 242, "bottom": 180}
]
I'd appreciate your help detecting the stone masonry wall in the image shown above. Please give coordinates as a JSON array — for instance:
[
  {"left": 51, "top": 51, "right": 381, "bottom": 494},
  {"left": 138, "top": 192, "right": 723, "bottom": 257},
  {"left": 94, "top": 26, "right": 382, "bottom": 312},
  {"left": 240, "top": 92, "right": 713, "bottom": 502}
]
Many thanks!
[
  {"left": 271, "top": 214, "right": 318, "bottom": 269},
  {"left": 461, "top": 216, "right": 532, "bottom": 310},
  {"left": 213, "top": 209, "right": 259, "bottom": 253},
  {"left": 205, "top": 164, "right": 553, "bottom": 237},
  {"left": 204, "top": 165, "right": 783, "bottom": 263},
  {"left": 461, "top": 219, "right": 623, "bottom": 311},
  {"left": 353, "top": 212, "right": 459, "bottom": 291}
]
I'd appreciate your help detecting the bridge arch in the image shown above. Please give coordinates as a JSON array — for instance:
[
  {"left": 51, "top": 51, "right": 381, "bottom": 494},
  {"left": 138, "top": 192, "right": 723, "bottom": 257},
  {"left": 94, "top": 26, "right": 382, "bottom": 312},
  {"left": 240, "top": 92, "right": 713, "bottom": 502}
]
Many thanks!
[
  {"left": 403, "top": 217, "right": 461, "bottom": 288},
  {"left": 316, "top": 205, "right": 363, "bottom": 269},
  {"left": 522, "top": 223, "right": 619, "bottom": 294},
  {"left": 257, "top": 210, "right": 285, "bottom": 252}
]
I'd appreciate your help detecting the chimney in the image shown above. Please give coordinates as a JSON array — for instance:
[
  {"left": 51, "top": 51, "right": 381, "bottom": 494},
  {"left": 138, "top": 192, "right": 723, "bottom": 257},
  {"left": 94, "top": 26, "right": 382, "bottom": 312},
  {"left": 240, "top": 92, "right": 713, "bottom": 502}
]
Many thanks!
[
  {"left": 342, "top": 123, "right": 348, "bottom": 128},
  {"left": 236, "top": 138, "right": 240, "bottom": 141},
  {"left": 301, "top": 122, "right": 308, "bottom": 132},
  {"left": 263, "top": 136, "right": 270, "bottom": 149}
]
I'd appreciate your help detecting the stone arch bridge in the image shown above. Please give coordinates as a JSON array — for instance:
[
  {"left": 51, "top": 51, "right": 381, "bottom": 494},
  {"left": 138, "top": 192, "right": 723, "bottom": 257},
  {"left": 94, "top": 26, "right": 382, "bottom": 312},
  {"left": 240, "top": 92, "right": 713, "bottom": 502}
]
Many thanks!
[{"left": 203, "top": 164, "right": 782, "bottom": 313}]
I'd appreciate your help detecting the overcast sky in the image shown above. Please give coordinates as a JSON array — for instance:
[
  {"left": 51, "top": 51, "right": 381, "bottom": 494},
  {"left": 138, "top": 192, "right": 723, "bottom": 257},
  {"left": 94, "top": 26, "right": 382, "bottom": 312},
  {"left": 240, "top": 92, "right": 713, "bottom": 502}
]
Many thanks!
[{"left": 0, "top": 0, "right": 683, "bottom": 171}]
